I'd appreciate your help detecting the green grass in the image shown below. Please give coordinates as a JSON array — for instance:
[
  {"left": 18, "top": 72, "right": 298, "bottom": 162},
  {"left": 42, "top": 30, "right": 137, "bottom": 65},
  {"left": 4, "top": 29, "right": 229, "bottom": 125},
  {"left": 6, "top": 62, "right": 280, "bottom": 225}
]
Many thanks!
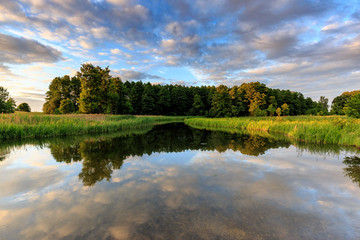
[
  {"left": 0, "top": 112, "right": 186, "bottom": 140},
  {"left": 185, "top": 116, "right": 360, "bottom": 148}
]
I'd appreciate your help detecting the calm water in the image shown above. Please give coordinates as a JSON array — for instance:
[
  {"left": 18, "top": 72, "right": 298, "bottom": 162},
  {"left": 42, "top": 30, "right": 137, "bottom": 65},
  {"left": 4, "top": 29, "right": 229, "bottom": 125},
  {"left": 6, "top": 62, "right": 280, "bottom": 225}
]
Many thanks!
[{"left": 0, "top": 123, "right": 360, "bottom": 240}]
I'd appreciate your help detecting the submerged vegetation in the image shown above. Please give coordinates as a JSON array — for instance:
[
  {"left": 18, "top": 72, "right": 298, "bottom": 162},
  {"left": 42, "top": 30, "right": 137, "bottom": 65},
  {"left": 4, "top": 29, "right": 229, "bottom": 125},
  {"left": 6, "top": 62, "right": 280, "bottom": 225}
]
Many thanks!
[
  {"left": 0, "top": 112, "right": 185, "bottom": 139},
  {"left": 185, "top": 116, "right": 360, "bottom": 148}
]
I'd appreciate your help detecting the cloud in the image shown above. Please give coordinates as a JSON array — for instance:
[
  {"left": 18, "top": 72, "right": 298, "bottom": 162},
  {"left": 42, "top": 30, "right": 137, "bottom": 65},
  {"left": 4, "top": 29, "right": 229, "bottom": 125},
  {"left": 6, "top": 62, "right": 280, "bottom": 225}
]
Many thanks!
[
  {"left": 116, "top": 69, "right": 163, "bottom": 81},
  {"left": 0, "top": 33, "right": 63, "bottom": 67},
  {"left": 0, "top": 0, "right": 359, "bottom": 103},
  {"left": 1, "top": 146, "right": 360, "bottom": 239}
]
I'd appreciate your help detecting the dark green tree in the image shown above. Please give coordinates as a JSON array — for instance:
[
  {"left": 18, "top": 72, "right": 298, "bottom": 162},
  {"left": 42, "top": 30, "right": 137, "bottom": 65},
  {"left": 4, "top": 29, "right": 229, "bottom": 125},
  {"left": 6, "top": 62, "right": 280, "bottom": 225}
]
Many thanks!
[
  {"left": 189, "top": 93, "right": 205, "bottom": 116},
  {"left": 318, "top": 96, "right": 329, "bottom": 115},
  {"left": 210, "top": 85, "right": 231, "bottom": 117},
  {"left": 267, "top": 104, "right": 276, "bottom": 117},
  {"left": 59, "top": 98, "right": 75, "bottom": 114},
  {"left": 129, "top": 81, "right": 144, "bottom": 114},
  {"left": 43, "top": 75, "right": 73, "bottom": 114},
  {"left": 141, "top": 83, "right": 157, "bottom": 115},
  {"left": 158, "top": 85, "right": 172, "bottom": 115},
  {"left": 331, "top": 91, "right": 360, "bottom": 115},
  {"left": 0, "top": 87, "right": 16, "bottom": 113},
  {"left": 344, "top": 93, "right": 360, "bottom": 118},
  {"left": 78, "top": 64, "right": 111, "bottom": 113},
  {"left": 17, "top": 102, "right": 31, "bottom": 112},
  {"left": 229, "top": 86, "right": 247, "bottom": 117},
  {"left": 171, "top": 85, "right": 188, "bottom": 116}
]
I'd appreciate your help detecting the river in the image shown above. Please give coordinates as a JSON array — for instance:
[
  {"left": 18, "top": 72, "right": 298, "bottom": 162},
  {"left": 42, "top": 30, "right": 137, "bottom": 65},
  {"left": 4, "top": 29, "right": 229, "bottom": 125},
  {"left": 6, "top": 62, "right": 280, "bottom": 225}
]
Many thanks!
[{"left": 0, "top": 123, "right": 359, "bottom": 239}]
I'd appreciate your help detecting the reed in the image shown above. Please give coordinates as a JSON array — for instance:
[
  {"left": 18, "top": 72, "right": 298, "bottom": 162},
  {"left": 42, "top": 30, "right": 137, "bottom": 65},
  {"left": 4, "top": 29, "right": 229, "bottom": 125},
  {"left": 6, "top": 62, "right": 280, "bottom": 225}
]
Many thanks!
[
  {"left": 185, "top": 116, "right": 360, "bottom": 148},
  {"left": 0, "top": 112, "right": 186, "bottom": 140}
]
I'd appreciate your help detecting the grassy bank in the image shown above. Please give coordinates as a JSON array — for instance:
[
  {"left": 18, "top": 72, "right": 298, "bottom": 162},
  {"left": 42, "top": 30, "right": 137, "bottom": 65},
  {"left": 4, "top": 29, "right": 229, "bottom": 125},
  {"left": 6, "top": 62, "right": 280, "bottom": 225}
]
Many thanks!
[
  {"left": 0, "top": 112, "right": 185, "bottom": 139},
  {"left": 185, "top": 116, "right": 360, "bottom": 148}
]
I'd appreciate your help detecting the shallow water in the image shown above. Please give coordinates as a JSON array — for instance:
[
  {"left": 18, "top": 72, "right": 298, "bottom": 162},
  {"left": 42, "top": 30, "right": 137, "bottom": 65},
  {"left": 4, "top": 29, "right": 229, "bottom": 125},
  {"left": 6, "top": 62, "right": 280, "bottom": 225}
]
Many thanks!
[{"left": 0, "top": 123, "right": 360, "bottom": 239}]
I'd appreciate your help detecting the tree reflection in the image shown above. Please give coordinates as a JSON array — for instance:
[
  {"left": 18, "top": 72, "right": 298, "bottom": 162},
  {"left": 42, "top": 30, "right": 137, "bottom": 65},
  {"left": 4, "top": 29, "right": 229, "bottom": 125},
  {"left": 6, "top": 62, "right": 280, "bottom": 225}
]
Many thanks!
[
  {"left": 47, "top": 123, "right": 294, "bottom": 186},
  {"left": 343, "top": 156, "right": 360, "bottom": 187}
]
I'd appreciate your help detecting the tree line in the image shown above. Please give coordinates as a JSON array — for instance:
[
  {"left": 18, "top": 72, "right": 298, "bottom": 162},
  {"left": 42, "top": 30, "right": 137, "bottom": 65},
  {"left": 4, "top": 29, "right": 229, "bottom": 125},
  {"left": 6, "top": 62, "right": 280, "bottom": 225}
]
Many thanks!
[{"left": 43, "top": 63, "right": 333, "bottom": 117}]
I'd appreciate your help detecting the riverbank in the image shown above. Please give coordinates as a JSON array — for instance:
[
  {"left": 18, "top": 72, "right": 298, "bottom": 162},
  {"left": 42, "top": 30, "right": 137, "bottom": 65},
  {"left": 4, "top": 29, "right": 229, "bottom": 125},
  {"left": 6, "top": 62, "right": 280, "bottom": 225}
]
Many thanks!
[
  {"left": 0, "top": 112, "right": 185, "bottom": 139},
  {"left": 185, "top": 116, "right": 360, "bottom": 148}
]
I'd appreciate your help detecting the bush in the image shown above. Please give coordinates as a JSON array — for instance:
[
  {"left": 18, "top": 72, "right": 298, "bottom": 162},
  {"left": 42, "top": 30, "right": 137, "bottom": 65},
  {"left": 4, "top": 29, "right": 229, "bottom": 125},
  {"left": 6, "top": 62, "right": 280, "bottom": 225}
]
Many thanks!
[{"left": 17, "top": 103, "right": 31, "bottom": 112}]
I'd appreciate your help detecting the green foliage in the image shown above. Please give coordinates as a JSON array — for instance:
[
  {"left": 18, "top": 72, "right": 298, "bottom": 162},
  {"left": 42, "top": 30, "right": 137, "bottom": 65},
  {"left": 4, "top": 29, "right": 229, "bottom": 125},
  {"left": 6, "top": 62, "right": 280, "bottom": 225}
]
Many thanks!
[
  {"left": 240, "top": 82, "right": 267, "bottom": 116},
  {"left": 344, "top": 93, "right": 360, "bottom": 118},
  {"left": 43, "top": 75, "right": 80, "bottom": 114},
  {"left": 141, "top": 83, "right": 157, "bottom": 115},
  {"left": 6, "top": 98, "right": 16, "bottom": 113},
  {"left": 210, "top": 85, "right": 231, "bottom": 117},
  {"left": 281, "top": 103, "right": 290, "bottom": 116},
  {"left": 78, "top": 63, "right": 111, "bottom": 113},
  {"left": 129, "top": 81, "right": 144, "bottom": 114},
  {"left": 267, "top": 104, "right": 276, "bottom": 117},
  {"left": 317, "top": 96, "right": 329, "bottom": 115},
  {"left": 42, "top": 64, "right": 323, "bottom": 117},
  {"left": 189, "top": 94, "right": 205, "bottom": 116},
  {"left": 17, "top": 102, "right": 31, "bottom": 112},
  {"left": 331, "top": 91, "right": 360, "bottom": 115},
  {"left": 0, "top": 87, "right": 16, "bottom": 113},
  {"left": 59, "top": 99, "right": 75, "bottom": 114},
  {"left": 276, "top": 107, "right": 282, "bottom": 117}
]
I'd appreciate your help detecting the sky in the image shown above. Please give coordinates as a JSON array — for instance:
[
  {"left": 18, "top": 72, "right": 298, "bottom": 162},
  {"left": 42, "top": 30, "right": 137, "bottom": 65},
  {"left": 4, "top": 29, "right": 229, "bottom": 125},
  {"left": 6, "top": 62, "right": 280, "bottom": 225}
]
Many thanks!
[{"left": 0, "top": 0, "right": 360, "bottom": 111}]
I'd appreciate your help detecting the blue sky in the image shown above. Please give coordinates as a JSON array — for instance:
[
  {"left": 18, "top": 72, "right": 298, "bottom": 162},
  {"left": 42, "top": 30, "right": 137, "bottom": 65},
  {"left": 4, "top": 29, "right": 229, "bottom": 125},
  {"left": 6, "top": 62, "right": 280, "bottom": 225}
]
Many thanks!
[{"left": 1, "top": 0, "right": 360, "bottom": 111}]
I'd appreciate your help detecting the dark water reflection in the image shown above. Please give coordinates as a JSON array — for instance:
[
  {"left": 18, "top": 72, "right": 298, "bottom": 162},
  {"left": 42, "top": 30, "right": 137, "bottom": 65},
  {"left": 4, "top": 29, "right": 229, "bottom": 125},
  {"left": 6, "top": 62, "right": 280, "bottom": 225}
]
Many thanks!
[{"left": 0, "top": 123, "right": 360, "bottom": 239}]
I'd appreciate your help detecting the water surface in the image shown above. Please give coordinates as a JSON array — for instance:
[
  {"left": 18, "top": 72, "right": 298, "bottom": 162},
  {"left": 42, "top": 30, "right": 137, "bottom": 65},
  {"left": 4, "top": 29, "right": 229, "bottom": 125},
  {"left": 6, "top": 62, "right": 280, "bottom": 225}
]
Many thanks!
[{"left": 0, "top": 123, "right": 360, "bottom": 239}]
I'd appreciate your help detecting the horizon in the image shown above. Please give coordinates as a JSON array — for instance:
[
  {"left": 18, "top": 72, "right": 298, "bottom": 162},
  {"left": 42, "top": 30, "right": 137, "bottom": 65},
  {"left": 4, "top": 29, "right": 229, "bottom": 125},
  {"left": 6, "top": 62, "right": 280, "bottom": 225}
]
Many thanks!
[{"left": 1, "top": 0, "right": 359, "bottom": 112}]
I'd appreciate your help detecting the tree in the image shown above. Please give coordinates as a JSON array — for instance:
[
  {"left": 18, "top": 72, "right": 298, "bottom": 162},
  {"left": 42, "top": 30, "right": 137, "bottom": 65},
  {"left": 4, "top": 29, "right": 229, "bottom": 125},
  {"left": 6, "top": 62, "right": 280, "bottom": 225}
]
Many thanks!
[
  {"left": 43, "top": 75, "right": 76, "bottom": 114},
  {"left": 129, "top": 81, "right": 144, "bottom": 114},
  {"left": 108, "top": 77, "right": 132, "bottom": 114},
  {"left": 17, "top": 102, "right": 31, "bottom": 112},
  {"left": 318, "top": 96, "right": 329, "bottom": 115},
  {"left": 344, "top": 93, "right": 360, "bottom": 118},
  {"left": 78, "top": 63, "right": 111, "bottom": 113},
  {"left": 267, "top": 104, "right": 276, "bottom": 117},
  {"left": 158, "top": 85, "right": 172, "bottom": 115},
  {"left": 171, "top": 85, "right": 188, "bottom": 116},
  {"left": 229, "top": 86, "right": 247, "bottom": 117},
  {"left": 141, "top": 83, "right": 157, "bottom": 115},
  {"left": 276, "top": 107, "right": 282, "bottom": 117},
  {"left": 0, "top": 87, "right": 16, "bottom": 113},
  {"left": 331, "top": 91, "right": 360, "bottom": 115},
  {"left": 5, "top": 98, "right": 16, "bottom": 113},
  {"left": 189, "top": 93, "right": 205, "bottom": 116},
  {"left": 281, "top": 103, "right": 290, "bottom": 116},
  {"left": 209, "top": 85, "right": 231, "bottom": 117},
  {"left": 240, "top": 82, "right": 267, "bottom": 116},
  {"left": 59, "top": 99, "right": 75, "bottom": 114}
]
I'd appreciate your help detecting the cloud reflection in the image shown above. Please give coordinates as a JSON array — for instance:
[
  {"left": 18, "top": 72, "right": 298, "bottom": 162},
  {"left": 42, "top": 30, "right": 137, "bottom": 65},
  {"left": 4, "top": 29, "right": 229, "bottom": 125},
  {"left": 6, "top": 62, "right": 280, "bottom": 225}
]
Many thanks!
[{"left": 0, "top": 124, "right": 359, "bottom": 239}]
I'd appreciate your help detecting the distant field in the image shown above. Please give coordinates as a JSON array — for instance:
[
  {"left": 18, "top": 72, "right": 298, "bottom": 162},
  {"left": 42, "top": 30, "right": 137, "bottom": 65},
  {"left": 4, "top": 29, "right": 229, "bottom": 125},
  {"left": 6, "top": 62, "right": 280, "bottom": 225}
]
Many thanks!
[
  {"left": 185, "top": 116, "right": 360, "bottom": 148},
  {"left": 0, "top": 112, "right": 185, "bottom": 139}
]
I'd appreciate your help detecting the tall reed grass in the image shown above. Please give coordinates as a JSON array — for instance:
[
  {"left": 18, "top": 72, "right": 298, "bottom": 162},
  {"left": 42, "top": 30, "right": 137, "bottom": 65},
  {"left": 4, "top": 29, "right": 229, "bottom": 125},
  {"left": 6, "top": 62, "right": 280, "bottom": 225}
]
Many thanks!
[
  {"left": 0, "top": 112, "right": 185, "bottom": 139},
  {"left": 185, "top": 116, "right": 360, "bottom": 148}
]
